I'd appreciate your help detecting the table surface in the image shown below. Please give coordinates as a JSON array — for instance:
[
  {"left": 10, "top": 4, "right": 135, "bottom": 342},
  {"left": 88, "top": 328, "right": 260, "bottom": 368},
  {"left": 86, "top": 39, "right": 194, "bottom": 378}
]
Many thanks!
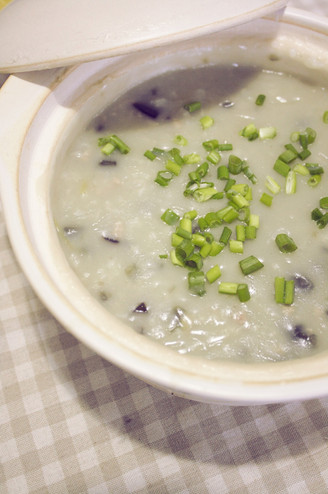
[{"left": 1, "top": 1, "right": 328, "bottom": 493}]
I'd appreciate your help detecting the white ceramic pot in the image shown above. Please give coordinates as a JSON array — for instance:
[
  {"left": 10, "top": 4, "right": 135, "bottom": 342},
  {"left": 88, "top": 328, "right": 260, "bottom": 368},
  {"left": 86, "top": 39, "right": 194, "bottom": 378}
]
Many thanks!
[{"left": 1, "top": 8, "right": 328, "bottom": 405}]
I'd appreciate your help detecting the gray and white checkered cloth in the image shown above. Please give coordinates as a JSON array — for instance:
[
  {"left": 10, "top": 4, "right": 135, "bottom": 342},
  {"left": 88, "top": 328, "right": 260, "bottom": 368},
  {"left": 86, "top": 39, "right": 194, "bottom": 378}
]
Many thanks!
[{"left": 1, "top": 1, "right": 328, "bottom": 493}]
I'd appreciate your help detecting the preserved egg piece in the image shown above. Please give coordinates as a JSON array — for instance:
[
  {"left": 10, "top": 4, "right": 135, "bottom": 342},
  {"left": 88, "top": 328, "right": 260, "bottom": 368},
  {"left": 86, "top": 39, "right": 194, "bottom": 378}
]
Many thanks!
[
  {"left": 133, "top": 302, "right": 148, "bottom": 313},
  {"left": 293, "top": 274, "right": 314, "bottom": 291},
  {"left": 102, "top": 233, "right": 119, "bottom": 243},
  {"left": 99, "top": 159, "right": 117, "bottom": 166},
  {"left": 132, "top": 101, "right": 160, "bottom": 119},
  {"left": 293, "top": 324, "right": 317, "bottom": 345}
]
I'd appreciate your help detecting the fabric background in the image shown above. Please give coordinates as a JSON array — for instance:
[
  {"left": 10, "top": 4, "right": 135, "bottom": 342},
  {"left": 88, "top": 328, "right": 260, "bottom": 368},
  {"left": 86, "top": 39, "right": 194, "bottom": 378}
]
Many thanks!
[{"left": 1, "top": 1, "right": 328, "bottom": 493}]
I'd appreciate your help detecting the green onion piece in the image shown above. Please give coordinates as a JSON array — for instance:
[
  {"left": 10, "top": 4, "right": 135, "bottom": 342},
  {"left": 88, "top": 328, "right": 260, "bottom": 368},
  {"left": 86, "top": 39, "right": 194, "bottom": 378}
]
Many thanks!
[
  {"left": 183, "top": 153, "right": 201, "bottom": 164},
  {"left": 207, "top": 150, "right": 221, "bottom": 165},
  {"left": 279, "top": 148, "right": 297, "bottom": 164},
  {"left": 240, "top": 123, "right": 259, "bottom": 141},
  {"left": 306, "top": 127, "right": 317, "bottom": 144},
  {"left": 144, "top": 149, "right": 157, "bottom": 161},
  {"left": 299, "top": 133, "right": 308, "bottom": 149},
  {"left": 193, "top": 187, "right": 218, "bottom": 202},
  {"left": 188, "top": 271, "right": 206, "bottom": 296},
  {"left": 202, "top": 139, "right": 219, "bottom": 151},
  {"left": 237, "top": 283, "right": 251, "bottom": 302},
  {"left": 294, "top": 163, "right": 309, "bottom": 176},
  {"left": 265, "top": 175, "right": 281, "bottom": 195},
  {"left": 255, "top": 94, "right": 266, "bottom": 106},
  {"left": 166, "top": 159, "right": 181, "bottom": 176},
  {"left": 284, "top": 280, "right": 295, "bottom": 305},
  {"left": 311, "top": 208, "right": 323, "bottom": 221},
  {"left": 184, "top": 101, "right": 201, "bottom": 113},
  {"left": 209, "top": 241, "right": 224, "bottom": 256},
  {"left": 184, "top": 210, "right": 198, "bottom": 221},
  {"left": 217, "top": 165, "right": 230, "bottom": 180},
  {"left": 222, "top": 208, "right": 239, "bottom": 223},
  {"left": 308, "top": 175, "right": 322, "bottom": 187},
  {"left": 229, "top": 239, "right": 244, "bottom": 253},
  {"left": 290, "top": 131, "right": 300, "bottom": 142},
  {"left": 245, "top": 225, "right": 257, "bottom": 240},
  {"left": 200, "top": 116, "right": 214, "bottom": 129},
  {"left": 228, "top": 155, "right": 243, "bottom": 175},
  {"left": 185, "top": 253, "right": 203, "bottom": 271},
  {"left": 170, "top": 249, "right": 184, "bottom": 267},
  {"left": 224, "top": 178, "right": 236, "bottom": 192},
  {"left": 236, "top": 224, "right": 246, "bottom": 242},
  {"left": 317, "top": 212, "right": 328, "bottom": 229},
  {"left": 274, "top": 277, "right": 285, "bottom": 304},
  {"left": 204, "top": 211, "right": 221, "bottom": 228},
  {"left": 218, "top": 282, "right": 238, "bottom": 295},
  {"left": 159, "top": 254, "right": 168, "bottom": 259},
  {"left": 285, "top": 143, "right": 299, "bottom": 154},
  {"left": 206, "top": 265, "right": 222, "bottom": 283},
  {"left": 108, "top": 135, "right": 130, "bottom": 154},
  {"left": 218, "top": 143, "right": 233, "bottom": 151},
  {"left": 171, "top": 233, "right": 184, "bottom": 247},
  {"left": 323, "top": 111, "right": 328, "bottom": 124},
  {"left": 100, "top": 142, "right": 116, "bottom": 155},
  {"left": 192, "top": 233, "right": 206, "bottom": 247},
  {"left": 275, "top": 233, "right": 297, "bottom": 253},
  {"left": 231, "top": 193, "right": 249, "bottom": 209},
  {"left": 175, "top": 226, "right": 192, "bottom": 240},
  {"left": 220, "top": 226, "right": 232, "bottom": 245},
  {"left": 305, "top": 163, "right": 324, "bottom": 175},
  {"left": 239, "top": 255, "right": 264, "bottom": 275},
  {"left": 260, "top": 192, "right": 273, "bottom": 207},
  {"left": 198, "top": 217, "right": 208, "bottom": 231},
  {"left": 319, "top": 197, "right": 328, "bottom": 209},
  {"left": 155, "top": 170, "right": 173, "bottom": 186},
  {"left": 174, "top": 135, "right": 188, "bottom": 146},
  {"left": 152, "top": 147, "right": 166, "bottom": 156},
  {"left": 169, "top": 147, "right": 184, "bottom": 166},
  {"left": 273, "top": 159, "right": 291, "bottom": 177},
  {"left": 161, "top": 209, "right": 180, "bottom": 225},
  {"left": 249, "top": 214, "right": 259, "bottom": 229},
  {"left": 259, "top": 127, "right": 277, "bottom": 140},
  {"left": 200, "top": 242, "right": 212, "bottom": 258},
  {"left": 298, "top": 149, "right": 311, "bottom": 160},
  {"left": 180, "top": 217, "right": 192, "bottom": 233},
  {"left": 175, "top": 239, "right": 194, "bottom": 262},
  {"left": 231, "top": 183, "right": 249, "bottom": 196},
  {"left": 285, "top": 170, "right": 297, "bottom": 194},
  {"left": 242, "top": 164, "right": 257, "bottom": 184}
]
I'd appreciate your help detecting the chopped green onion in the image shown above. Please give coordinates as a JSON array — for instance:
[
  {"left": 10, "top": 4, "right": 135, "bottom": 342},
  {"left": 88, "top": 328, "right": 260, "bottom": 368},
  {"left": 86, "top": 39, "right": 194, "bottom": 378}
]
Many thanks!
[
  {"left": 305, "top": 163, "right": 324, "bottom": 175},
  {"left": 229, "top": 240, "right": 244, "bottom": 253},
  {"left": 239, "top": 255, "right": 264, "bottom": 275},
  {"left": 155, "top": 170, "right": 173, "bottom": 186},
  {"left": 275, "top": 233, "right": 297, "bottom": 253},
  {"left": 248, "top": 214, "right": 259, "bottom": 229},
  {"left": 279, "top": 148, "right": 297, "bottom": 163},
  {"left": 159, "top": 254, "right": 168, "bottom": 259},
  {"left": 210, "top": 241, "right": 224, "bottom": 256},
  {"left": 218, "top": 143, "right": 233, "bottom": 151},
  {"left": 245, "top": 225, "right": 257, "bottom": 240},
  {"left": 166, "top": 159, "right": 181, "bottom": 176},
  {"left": 294, "top": 163, "right": 309, "bottom": 176},
  {"left": 319, "top": 197, "right": 328, "bottom": 209},
  {"left": 184, "top": 101, "right": 201, "bottom": 113},
  {"left": 219, "top": 226, "right": 232, "bottom": 245},
  {"left": 100, "top": 142, "right": 116, "bottom": 155},
  {"left": 255, "top": 94, "right": 266, "bottom": 106},
  {"left": 184, "top": 210, "right": 198, "bottom": 220},
  {"left": 108, "top": 134, "right": 130, "bottom": 154},
  {"left": 185, "top": 253, "right": 203, "bottom": 271},
  {"left": 260, "top": 192, "right": 273, "bottom": 207},
  {"left": 228, "top": 155, "right": 243, "bottom": 175},
  {"left": 236, "top": 224, "right": 246, "bottom": 242},
  {"left": 200, "top": 116, "right": 214, "bottom": 129},
  {"left": 323, "top": 111, "right": 328, "bottom": 124},
  {"left": 202, "top": 139, "right": 219, "bottom": 151},
  {"left": 206, "top": 265, "right": 222, "bottom": 283},
  {"left": 240, "top": 123, "right": 259, "bottom": 141},
  {"left": 273, "top": 159, "right": 290, "bottom": 177},
  {"left": 217, "top": 165, "right": 230, "bottom": 180},
  {"left": 161, "top": 209, "right": 180, "bottom": 225},
  {"left": 170, "top": 249, "right": 184, "bottom": 267},
  {"left": 200, "top": 242, "right": 212, "bottom": 258},
  {"left": 259, "top": 126, "right": 277, "bottom": 140},
  {"left": 237, "top": 283, "right": 251, "bottom": 302},
  {"left": 298, "top": 148, "right": 311, "bottom": 160},
  {"left": 175, "top": 226, "right": 192, "bottom": 240},
  {"left": 218, "top": 282, "right": 238, "bottom": 295},
  {"left": 169, "top": 147, "right": 184, "bottom": 166},
  {"left": 171, "top": 233, "right": 184, "bottom": 247},
  {"left": 274, "top": 277, "right": 294, "bottom": 305},
  {"left": 193, "top": 187, "right": 219, "bottom": 202},
  {"left": 144, "top": 149, "right": 157, "bottom": 161},
  {"left": 317, "top": 212, "right": 328, "bottom": 229},
  {"left": 285, "top": 170, "right": 297, "bottom": 194},
  {"left": 308, "top": 175, "right": 322, "bottom": 187},
  {"left": 183, "top": 153, "right": 201, "bottom": 165},
  {"left": 180, "top": 217, "right": 192, "bottom": 233},
  {"left": 207, "top": 150, "right": 221, "bottom": 165},
  {"left": 188, "top": 271, "right": 206, "bottom": 296},
  {"left": 311, "top": 208, "right": 323, "bottom": 221},
  {"left": 174, "top": 135, "right": 188, "bottom": 146},
  {"left": 290, "top": 131, "right": 300, "bottom": 142},
  {"left": 175, "top": 239, "right": 194, "bottom": 263},
  {"left": 265, "top": 175, "right": 281, "bottom": 195},
  {"left": 192, "top": 233, "right": 206, "bottom": 247}
]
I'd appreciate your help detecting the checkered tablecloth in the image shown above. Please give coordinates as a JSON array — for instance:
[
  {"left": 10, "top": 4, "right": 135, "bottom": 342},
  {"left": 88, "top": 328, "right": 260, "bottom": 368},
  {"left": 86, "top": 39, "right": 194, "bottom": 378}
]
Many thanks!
[{"left": 1, "top": 1, "right": 328, "bottom": 493}]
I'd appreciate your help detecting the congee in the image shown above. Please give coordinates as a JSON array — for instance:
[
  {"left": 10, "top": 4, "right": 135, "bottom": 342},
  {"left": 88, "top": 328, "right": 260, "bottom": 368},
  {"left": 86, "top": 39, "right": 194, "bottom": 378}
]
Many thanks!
[{"left": 51, "top": 41, "right": 328, "bottom": 363}]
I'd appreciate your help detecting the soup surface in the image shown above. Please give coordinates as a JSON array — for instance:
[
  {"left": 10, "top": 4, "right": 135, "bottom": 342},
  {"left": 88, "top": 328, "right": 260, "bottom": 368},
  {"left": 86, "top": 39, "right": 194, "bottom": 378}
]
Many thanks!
[{"left": 52, "top": 63, "right": 328, "bottom": 363}]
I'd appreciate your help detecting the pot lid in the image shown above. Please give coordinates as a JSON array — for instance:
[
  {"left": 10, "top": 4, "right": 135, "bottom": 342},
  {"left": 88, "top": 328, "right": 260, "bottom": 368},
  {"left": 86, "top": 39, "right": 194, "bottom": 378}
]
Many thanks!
[{"left": 0, "top": 0, "right": 287, "bottom": 73}]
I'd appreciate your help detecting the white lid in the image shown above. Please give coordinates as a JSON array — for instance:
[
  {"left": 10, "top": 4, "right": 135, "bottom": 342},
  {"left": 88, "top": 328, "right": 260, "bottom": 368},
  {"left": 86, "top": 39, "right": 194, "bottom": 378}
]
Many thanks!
[{"left": 0, "top": 0, "right": 288, "bottom": 73}]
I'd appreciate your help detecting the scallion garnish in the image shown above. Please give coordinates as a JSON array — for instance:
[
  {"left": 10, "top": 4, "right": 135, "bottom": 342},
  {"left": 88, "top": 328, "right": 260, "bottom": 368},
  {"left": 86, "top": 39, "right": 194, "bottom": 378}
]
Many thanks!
[
  {"left": 161, "top": 209, "right": 180, "bottom": 225},
  {"left": 274, "top": 277, "right": 294, "bottom": 305},
  {"left": 206, "top": 265, "right": 222, "bottom": 283},
  {"left": 183, "top": 153, "right": 201, "bottom": 165},
  {"left": 240, "top": 123, "right": 259, "bottom": 141},
  {"left": 188, "top": 271, "right": 206, "bottom": 296},
  {"left": 260, "top": 192, "right": 273, "bottom": 207},
  {"left": 237, "top": 283, "right": 251, "bottom": 302},
  {"left": 218, "top": 282, "right": 239, "bottom": 295},
  {"left": 166, "top": 159, "right": 181, "bottom": 176},
  {"left": 202, "top": 139, "right": 219, "bottom": 151},
  {"left": 144, "top": 149, "right": 157, "bottom": 161},
  {"left": 228, "top": 155, "right": 243, "bottom": 175},
  {"left": 259, "top": 127, "right": 277, "bottom": 140},
  {"left": 229, "top": 240, "right": 244, "bottom": 254},
  {"left": 319, "top": 197, "right": 328, "bottom": 209},
  {"left": 174, "top": 135, "right": 188, "bottom": 146},
  {"left": 239, "top": 255, "right": 264, "bottom": 275},
  {"left": 155, "top": 170, "right": 173, "bottom": 186},
  {"left": 184, "top": 101, "right": 201, "bottom": 113},
  {"left": 200, "top": 116, "right": 214, "bottom": 129},
  {"left": 323, "top": 111, "right": 328, "bottom": 124},
  {"left": 255, "top": 94, "right": 266, "bottom": 106},
  {"left": 275, "top": 233, "right": 297, "bottom": 253},
  {"left": 217, "top": 165, "right": 230, "bottom": 180},
  {"left": 265, "top": 175, "right": 281, "bottom": 195},
  {"left": 219, "top": 226, "right": 232, "bottom": 245},
  {"left": 285, "top": 170, "right": 297, "bottom": 194},
  {"left": 308, "top": 175, "right": 322, "bottom": 187},
  {"left": 273, "top": 159, "right": 291, "bottom": 177}
]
